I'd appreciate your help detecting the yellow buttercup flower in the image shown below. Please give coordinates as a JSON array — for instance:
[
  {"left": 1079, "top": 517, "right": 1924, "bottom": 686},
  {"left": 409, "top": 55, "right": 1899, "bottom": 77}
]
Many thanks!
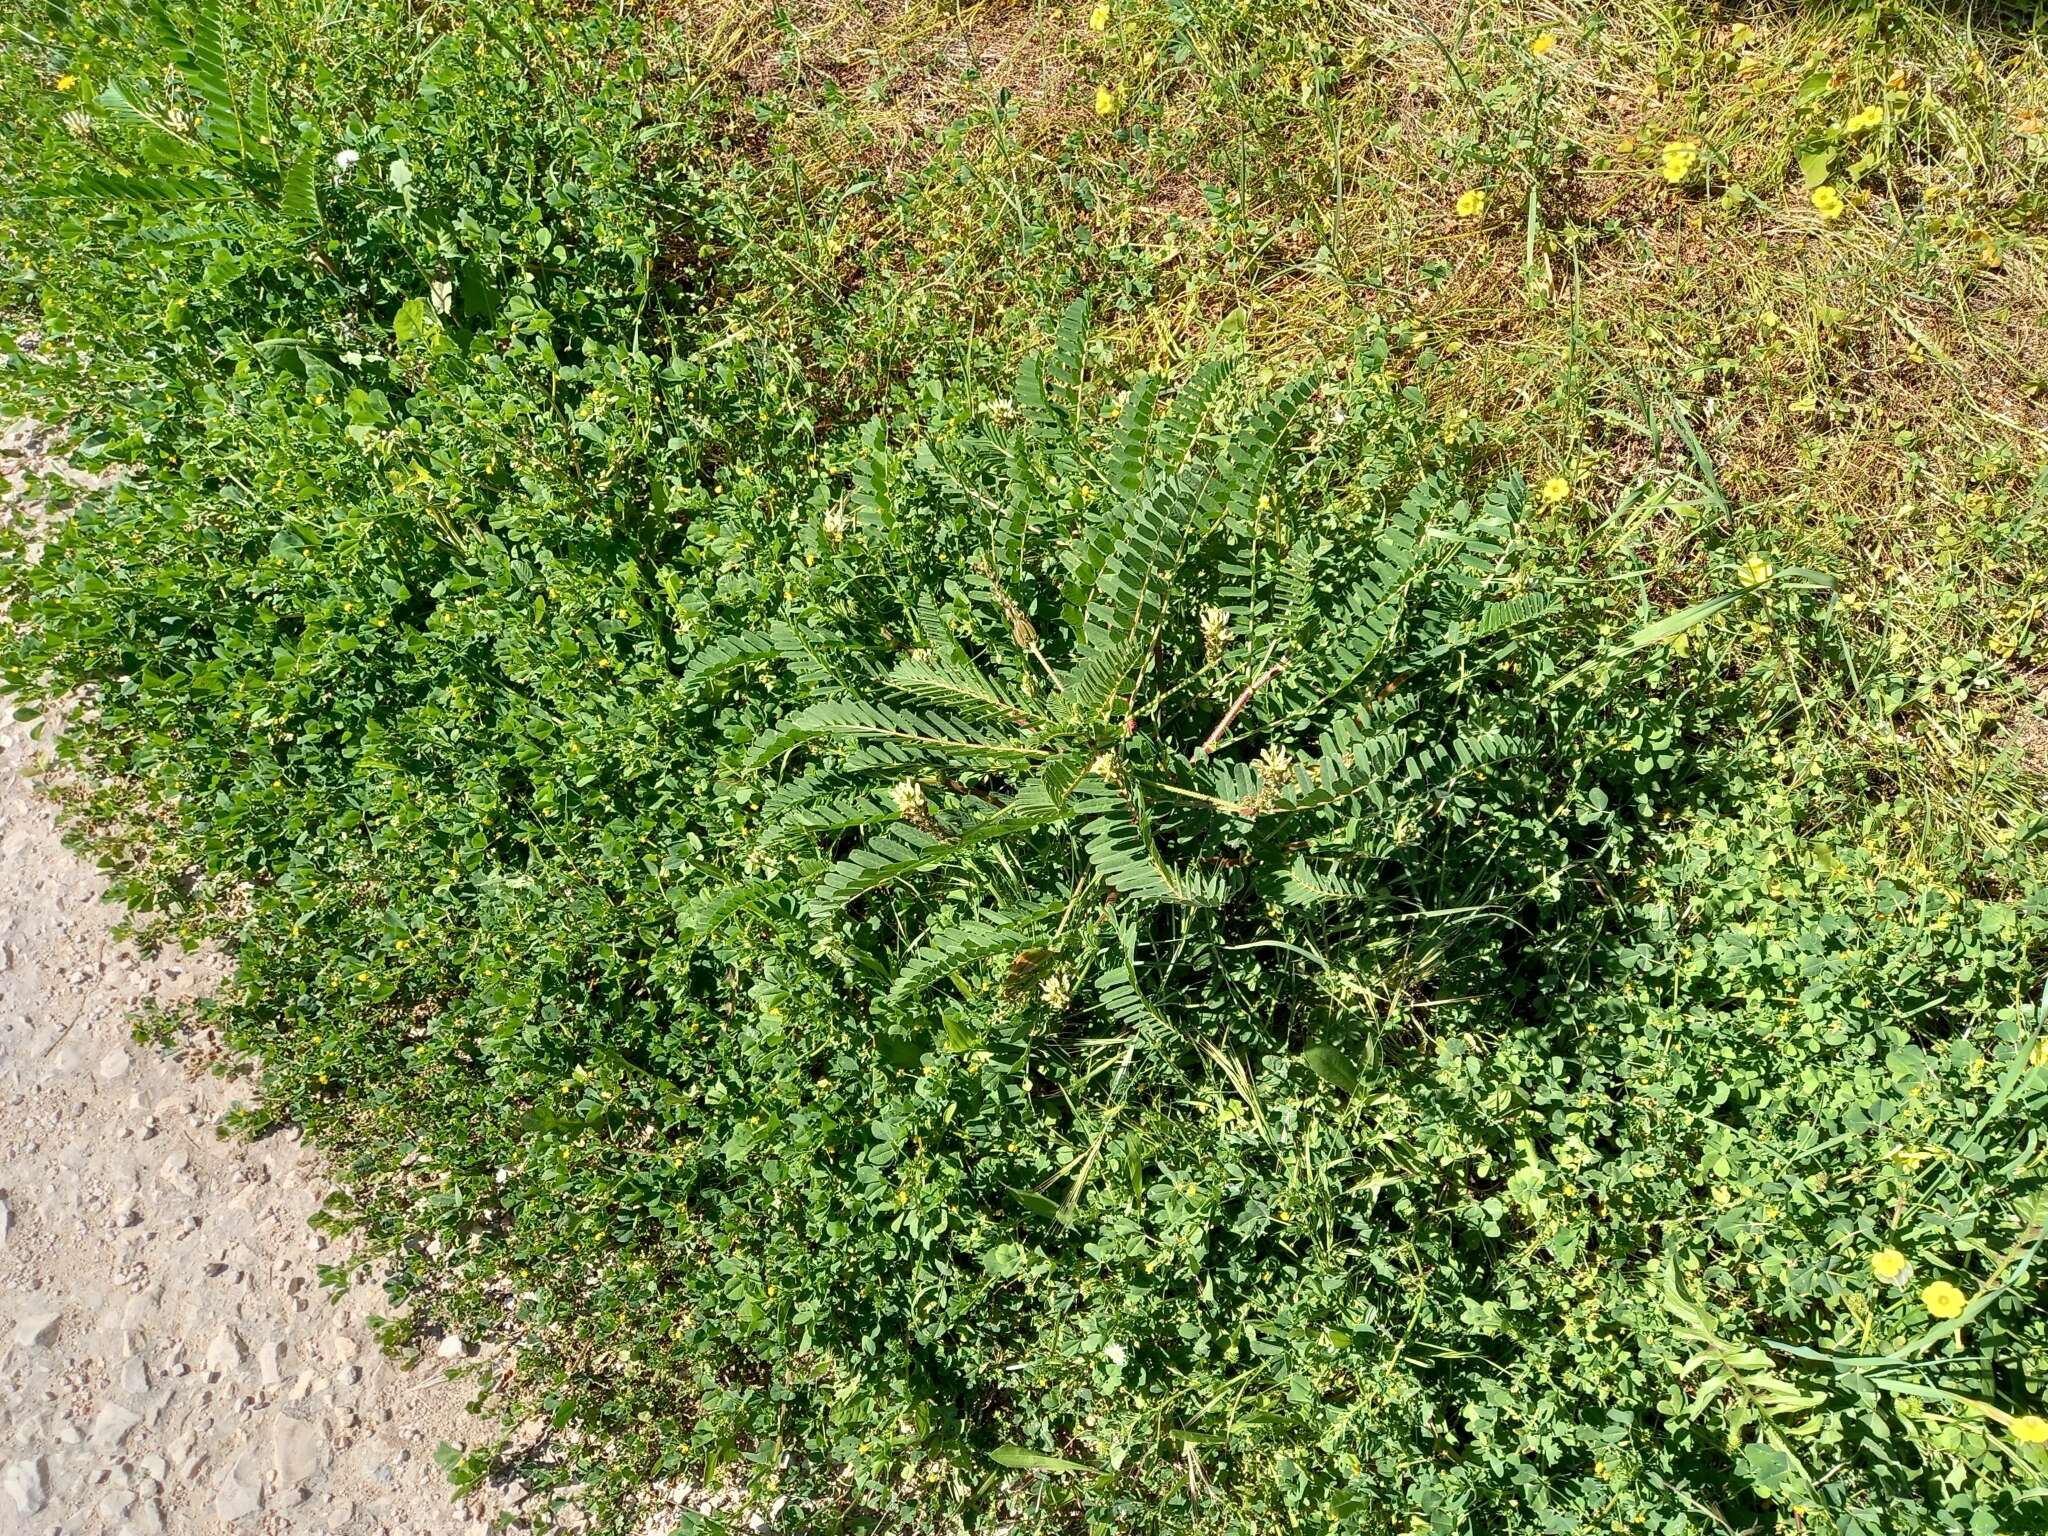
[
  {"left": 2012, "top": 1414, "right": 2048, "bottom": 1446},
  {"left": 56, "top": 73, "right": 78, "bottom": 90},
  {"left": 1737, "top": 554, "right": 1773, "bottom": 589},
  {"left": 1870, "top": 1247, "right": 1910, "bottom": 1284},
  {"left": 1659, "top": 140, "right": 1700, "bottom": 183},
  {"left": 2030, "top": 1037, "right": 2048, "bottom": 1068},
  {"left": 1088, "top": 2, "right": 1110, "bottom": 30},
  {"left": 1529, "top": 32, "right": 1558, "bottom": 56},
  {"left": 1844, "top": 105, "right": 1884, "bottom": 134},
  {"left": 1094, "top": 84, "right": 1116, "bottom": 117},
  {"left": 1455, "top": 188, "right": 1486, "bottom": 218},
  {"left": 1811, "top": 185, "right": 1845, "bottom": 220},
  {"left": 1921, "top": 1280, "right": 1967, "bottom": 1319},
  {"left": 1540, "top": 476, "right": 1571, "bottom": 504}
]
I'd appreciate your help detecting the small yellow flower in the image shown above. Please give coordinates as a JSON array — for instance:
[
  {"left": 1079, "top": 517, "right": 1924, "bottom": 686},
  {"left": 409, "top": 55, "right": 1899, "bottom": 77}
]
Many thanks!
[
  {"left": 1870, "top": 1247, "right": 1910, "bottom": 1284},
  {"left": 1844, "top": 105, "right": 1884, "bottom": 134},
  {"left": 1659, "top": 140, "right": 1700, "bottom": 183},
  {"left": 1811, "top": 185, "right": 1846, "bottom": 220},
  {"left": 1540, "top": 475, "right": 1571, "bottom": 504},
  {"left": 56, "top": 73, "right": 78, "bottom": 91},
  {"left": 1529, "top": 32, "right": 1558, "bottom": 56},
  {"left": 1088, "top": 1, "right": 1110, "bottom": 30},
  {"left": 1455, "top": 188, "right": 1486, "bottom": 218},
  {"left": 1921, "top": 1280, "right": 1967, "bottom": 1319},
  {"left": 1094, "top": 83, "right": 1116, "bottom": 117},
  {"left": 1737, "top": 554, "right": 1774, "bottom": 589},
  {"left": 2012, "top": 1414, "right": 2048, "bottom": 1446},
  {"left": 2029, "top": 1037, "right": 2048, "bottom": 1068}
]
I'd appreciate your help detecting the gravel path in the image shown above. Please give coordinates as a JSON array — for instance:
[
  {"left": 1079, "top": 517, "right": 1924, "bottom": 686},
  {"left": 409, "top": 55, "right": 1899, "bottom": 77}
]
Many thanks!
[{"left": 1, "top": 424, "right": 501, "bottom": 1534}]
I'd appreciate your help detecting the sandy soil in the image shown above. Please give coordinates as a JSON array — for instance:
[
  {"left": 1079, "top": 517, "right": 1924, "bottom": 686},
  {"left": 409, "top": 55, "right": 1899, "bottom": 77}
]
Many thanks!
[{"left": 1, "top": 422, "right": 504, "bottom": 1535}]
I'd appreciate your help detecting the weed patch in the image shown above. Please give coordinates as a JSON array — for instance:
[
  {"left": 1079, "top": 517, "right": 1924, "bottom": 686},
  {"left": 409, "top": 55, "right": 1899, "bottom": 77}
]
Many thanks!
[{"left": 4, "top": 2, "right": 2048, "bottom": 1534}]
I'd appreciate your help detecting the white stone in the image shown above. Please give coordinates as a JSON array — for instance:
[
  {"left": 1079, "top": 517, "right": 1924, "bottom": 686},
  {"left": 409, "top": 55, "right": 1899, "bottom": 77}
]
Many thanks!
[
  {"left": 158, "top": 1151, "right": 197, "bottom": 1197},
  {"left": 257, "top": 1339, "right": 285, "bottom": 1386},
  {"left": 205, "top": 1325, "right": 245, "bottom": 1377},
  {"left": 2, "top": 1456, "right": 48, "bottom": 1515},
  {"left": 215, "top": 1446, "right": 264, "bottom": 1521},
  {"left": 90, "top": 1401, "right": 143, "bottom": 1448},
  {"left": 272, "top": 1413, "right": 330, "bottom": 1486},
  {"left": 13, "top": 1311, "right": 59, "bottom": 1347},
  {"left": 97, "top": 1047, "right": 131, "bottom": 1079}
]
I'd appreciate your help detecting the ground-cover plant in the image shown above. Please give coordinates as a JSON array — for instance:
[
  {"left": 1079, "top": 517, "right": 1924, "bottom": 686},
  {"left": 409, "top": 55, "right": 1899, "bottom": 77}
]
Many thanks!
[{"left": 6, "top": 3, "right": 2048, "bottom": 1536}]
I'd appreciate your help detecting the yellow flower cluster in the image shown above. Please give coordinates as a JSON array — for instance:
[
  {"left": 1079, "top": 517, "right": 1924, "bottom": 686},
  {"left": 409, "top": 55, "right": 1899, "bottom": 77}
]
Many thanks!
[
  {"left": 1088, "top": 1, "right": 1110, "bottom": 30},
  {"left": 1843, "top": 104, "right": 1884, "bottom": 134},
  {"left": 1095, "top": 84, "right": 1116, "bottom": 117},
  {"left": 1659, "top": 140, "right": 1699, "bottom": 183},
  {"left": 1455, "top": 188, "right": 1486, "bottom": 218},
  {"left": 1529, "top": 32, "right": 1557, "bottom": 57},
  {"left": 1811, "top": 185, "right": 1845, "bottom": 220}
]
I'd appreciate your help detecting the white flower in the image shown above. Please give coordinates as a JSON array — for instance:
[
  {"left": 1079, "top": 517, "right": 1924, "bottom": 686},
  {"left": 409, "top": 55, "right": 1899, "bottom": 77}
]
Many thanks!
[
  {"left": 1199, "top": 604, "right": 1232, "bottom": 661},
  {"left": 1039, "top": 971, "right": 1073, "bottom": 1011},
  {"left": 1255, "top": 744, "right": 1294, "bottom": 785},
  {"left": 1103, "top": 1341, "right": 1127, "bottom": 1366},
  {"left": 333, "top": 148, "right": 360, "bottom": 173}
]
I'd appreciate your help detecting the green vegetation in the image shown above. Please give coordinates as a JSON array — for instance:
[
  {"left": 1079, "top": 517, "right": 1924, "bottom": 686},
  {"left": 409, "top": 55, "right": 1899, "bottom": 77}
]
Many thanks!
[{"left": 4, "top": 2, "right": 2048, "bottom": 1533}]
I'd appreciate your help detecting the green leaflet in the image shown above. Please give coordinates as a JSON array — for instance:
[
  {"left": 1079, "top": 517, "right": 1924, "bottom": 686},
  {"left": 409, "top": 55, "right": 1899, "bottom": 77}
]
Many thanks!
[
  {"left": 887, "top": 654, "right": 1028, "bottom": 724},
  {"left": 988, "top": 1446, "right": 1101, "bottom": 1475},
  {"left": 1081, "top": 804, "right": 1231, "bottom": 907},
  {"left": 32, "top": 171, "right": 230, "bottom": 204},
  {"left": 279, "top": 144, "right": 321, "bottom": 227},
  {"left": 808, "top": 803, "right": 1071, "bottom": 918},
  {"left": 184, "top": 0, "right": 246, "bottom": 160},
  {"left": 749, "top": 701, "right": 1045, "bottom": 768},
  {"left": 888, "top": 897, "right": 1066, "bottom": 1000}
]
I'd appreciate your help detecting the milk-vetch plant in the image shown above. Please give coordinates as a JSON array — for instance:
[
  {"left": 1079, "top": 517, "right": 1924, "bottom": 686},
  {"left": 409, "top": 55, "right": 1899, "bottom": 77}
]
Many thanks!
[{"left": 710, "top": 302, "right": 1626, "bottom": 1092}]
